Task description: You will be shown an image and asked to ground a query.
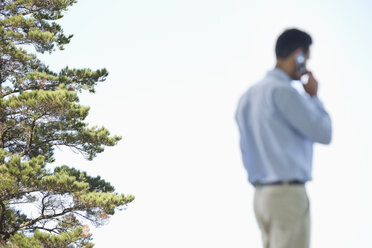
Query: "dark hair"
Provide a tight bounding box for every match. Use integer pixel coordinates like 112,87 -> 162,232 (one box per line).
275,28 -> 312,59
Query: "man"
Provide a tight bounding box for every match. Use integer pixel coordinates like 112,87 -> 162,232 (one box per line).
235,28 -> 332,248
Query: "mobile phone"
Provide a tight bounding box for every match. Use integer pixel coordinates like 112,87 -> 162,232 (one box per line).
295,52 -> 307,74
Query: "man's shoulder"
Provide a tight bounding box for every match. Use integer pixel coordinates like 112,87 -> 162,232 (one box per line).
240,71 -> 294,99
248,76 -> 292,95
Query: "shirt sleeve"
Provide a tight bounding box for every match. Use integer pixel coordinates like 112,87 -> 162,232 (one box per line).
272,86 -> 332,144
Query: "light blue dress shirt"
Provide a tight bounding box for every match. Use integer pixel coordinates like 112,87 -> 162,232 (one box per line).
235,68 -> 332,186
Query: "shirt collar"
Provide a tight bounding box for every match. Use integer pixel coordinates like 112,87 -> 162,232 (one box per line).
266,68 -> 292,83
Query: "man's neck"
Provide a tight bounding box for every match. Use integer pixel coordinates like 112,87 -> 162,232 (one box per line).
275,62 -> 293,79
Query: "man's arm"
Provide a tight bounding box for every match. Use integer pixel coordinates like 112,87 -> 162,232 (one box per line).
272,74 -> 332,144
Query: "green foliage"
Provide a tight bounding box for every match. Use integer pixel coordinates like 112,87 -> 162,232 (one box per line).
0,0 -> 134,246
5,226 -> 94,248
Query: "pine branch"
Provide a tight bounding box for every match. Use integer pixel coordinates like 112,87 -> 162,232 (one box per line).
8,206 -> 81,236
0,200 -> 6,235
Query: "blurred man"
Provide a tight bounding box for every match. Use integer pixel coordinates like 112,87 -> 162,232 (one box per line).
235,28 -> 332,248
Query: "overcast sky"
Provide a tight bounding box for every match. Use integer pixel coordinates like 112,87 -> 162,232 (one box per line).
39,0 -> 372,247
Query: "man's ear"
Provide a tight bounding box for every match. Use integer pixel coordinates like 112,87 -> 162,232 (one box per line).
291,48 -> 303,59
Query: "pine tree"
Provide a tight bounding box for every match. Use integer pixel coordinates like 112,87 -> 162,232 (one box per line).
0,1 -> 134,246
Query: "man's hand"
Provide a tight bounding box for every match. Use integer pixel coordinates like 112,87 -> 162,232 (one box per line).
303,71 -> 318,97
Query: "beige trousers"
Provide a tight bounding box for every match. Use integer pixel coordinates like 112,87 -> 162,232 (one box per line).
254,184 -> 310,248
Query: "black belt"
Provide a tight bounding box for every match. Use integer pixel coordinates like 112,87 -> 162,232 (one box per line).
254,180 -> 305,187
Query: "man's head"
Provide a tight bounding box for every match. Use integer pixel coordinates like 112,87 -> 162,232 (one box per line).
275,28 -> 312,80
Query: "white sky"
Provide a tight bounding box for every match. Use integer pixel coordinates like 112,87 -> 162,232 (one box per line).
37,0 -> 372,247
